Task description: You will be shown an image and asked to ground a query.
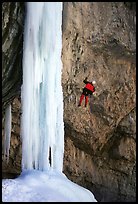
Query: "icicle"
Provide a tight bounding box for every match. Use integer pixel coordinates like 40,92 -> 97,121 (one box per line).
3,103 -> 12,163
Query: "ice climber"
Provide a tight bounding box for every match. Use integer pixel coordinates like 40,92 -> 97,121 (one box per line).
78,77 -> 96,107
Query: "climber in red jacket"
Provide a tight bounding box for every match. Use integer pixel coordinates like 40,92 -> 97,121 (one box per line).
78,77 -> 96,107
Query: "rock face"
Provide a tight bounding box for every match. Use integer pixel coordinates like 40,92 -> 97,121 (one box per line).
2,2 -> 136,202
62,3 -> 136,202
2,2 -> 24,110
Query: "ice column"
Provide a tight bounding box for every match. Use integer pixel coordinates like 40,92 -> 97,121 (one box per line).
3,103 -> 12,162
21,2 -> 64,172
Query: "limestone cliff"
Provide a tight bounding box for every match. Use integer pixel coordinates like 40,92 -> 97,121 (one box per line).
2,2 -> 24,110
2,2 -> 136,202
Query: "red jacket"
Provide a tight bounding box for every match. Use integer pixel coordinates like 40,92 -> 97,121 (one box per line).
85,83 -> 95,92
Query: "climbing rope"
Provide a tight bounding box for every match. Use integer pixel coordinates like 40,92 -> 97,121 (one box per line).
81,2 -> 85,45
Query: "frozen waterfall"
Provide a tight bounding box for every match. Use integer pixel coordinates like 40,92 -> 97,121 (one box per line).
21,2 -> 64,172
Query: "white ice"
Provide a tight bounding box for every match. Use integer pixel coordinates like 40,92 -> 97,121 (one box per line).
3,103 -> 12,162
21,2 -> 64,172
2,170 -> 97,202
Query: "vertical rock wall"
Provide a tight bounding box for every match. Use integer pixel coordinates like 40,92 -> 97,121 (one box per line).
62,2 -> 136,202
2,2 -> 24,110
